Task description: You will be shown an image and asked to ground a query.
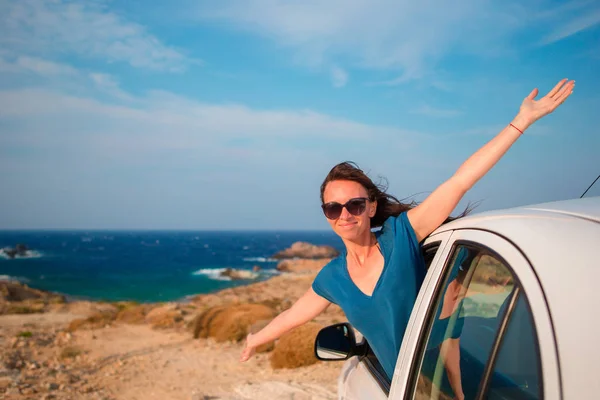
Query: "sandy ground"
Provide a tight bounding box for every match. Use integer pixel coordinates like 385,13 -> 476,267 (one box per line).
0,267 -> 347,400
81,324 -> 341,400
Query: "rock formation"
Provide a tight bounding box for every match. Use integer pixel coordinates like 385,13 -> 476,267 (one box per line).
272,242 -> 339,260
219,268 -> 259,280
1,244 -> 31,259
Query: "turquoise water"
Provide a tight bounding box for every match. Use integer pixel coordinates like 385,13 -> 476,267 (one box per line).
0,230 -> 343,303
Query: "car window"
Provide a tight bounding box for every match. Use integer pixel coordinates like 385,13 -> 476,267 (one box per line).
485,294 -> 542,399
412,244 -> 517,400
422,241 -> 441,270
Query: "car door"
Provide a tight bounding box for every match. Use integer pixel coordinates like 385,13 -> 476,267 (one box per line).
389,229 -> 560,400
336,231 -> 455,400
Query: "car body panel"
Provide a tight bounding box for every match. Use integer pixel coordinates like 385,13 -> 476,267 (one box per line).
323,197 -> 600,400
428,199 -> 600,399
391,228 -> 561,399
337,356 -> 388,400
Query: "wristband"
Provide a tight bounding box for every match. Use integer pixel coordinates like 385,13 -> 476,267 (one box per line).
510,123 -> 523,135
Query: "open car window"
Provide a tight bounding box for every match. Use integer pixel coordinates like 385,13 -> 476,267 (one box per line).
409,242 -> 542,400
422,241 -> 442,270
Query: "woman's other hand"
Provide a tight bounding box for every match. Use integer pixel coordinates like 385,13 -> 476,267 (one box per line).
240,333 -> 257,362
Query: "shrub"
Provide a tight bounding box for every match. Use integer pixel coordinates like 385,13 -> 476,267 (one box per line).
67,311 -> 117,332
192,303 -> 275,342
60,346 -> 82,359
115,304 -> 150,324
270,322 -> 322,369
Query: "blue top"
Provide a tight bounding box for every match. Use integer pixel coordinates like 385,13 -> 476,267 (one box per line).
312,212 -> 425,380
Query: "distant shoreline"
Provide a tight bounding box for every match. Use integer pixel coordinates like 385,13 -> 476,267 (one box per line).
0,269 -> 283,305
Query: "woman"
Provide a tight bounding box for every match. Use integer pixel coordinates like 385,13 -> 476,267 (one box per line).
239,79 -> 574,381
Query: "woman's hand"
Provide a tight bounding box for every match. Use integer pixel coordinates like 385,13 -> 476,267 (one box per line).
239,333 -> 257,362
513,78 -> 575,131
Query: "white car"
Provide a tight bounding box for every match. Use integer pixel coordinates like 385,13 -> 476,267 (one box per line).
314,196 -> 600,400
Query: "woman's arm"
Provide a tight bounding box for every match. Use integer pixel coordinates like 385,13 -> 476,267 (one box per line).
240,287 -> 331,362
441,338 -> 464,400
408,78 -> 575,242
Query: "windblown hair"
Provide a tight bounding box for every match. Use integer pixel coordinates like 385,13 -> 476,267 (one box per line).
320,161 -> 473,228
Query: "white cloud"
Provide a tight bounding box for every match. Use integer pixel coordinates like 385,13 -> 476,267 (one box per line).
539,8 -> 600,45
195,0 -> 524,84
0,53 -> 141,106
16,56 -> 79,76
89,73 -> 118,88
89,72 -> 133,101
0,55 -> 78,76
410,105 -> 462,118
330,66 -> 348,88
0,0 -> 195,72
0,86 -> 421,164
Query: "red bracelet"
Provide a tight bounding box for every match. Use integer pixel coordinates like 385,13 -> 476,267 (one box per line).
510,123 -> 523,134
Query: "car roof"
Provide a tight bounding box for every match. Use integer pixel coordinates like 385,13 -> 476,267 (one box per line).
431,196 -> 600,398
431,196 -> 600,255
433,195 -> 600,231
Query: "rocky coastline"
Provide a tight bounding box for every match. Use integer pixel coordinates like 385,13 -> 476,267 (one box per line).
0,242 -> 346,400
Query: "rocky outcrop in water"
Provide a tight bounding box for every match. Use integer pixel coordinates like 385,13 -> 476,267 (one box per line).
1,244 -> 30,259
272,242 -> 339,260
219,268 -> 259,280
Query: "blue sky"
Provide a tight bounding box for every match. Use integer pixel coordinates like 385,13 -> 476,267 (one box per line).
0,0 -> 599,230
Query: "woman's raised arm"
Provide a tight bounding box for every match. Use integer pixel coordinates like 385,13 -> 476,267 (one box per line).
408,78 -> 575,242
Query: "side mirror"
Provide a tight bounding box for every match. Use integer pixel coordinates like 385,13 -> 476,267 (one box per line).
314,322 -> 366,361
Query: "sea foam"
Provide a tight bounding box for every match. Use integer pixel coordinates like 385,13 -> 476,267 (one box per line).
0,249 -> 43,260
242,257 -> 278,263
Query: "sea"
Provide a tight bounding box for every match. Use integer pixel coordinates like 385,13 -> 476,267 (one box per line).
0,230 -> 344,303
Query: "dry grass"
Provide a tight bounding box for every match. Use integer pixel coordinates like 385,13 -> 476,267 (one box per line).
192,305 -> 228,339
116,304 -> 152,324
67,310 -> 117,332
60,346 -> 83,359
113,301 -> 140,311
270,322 -> 323,369
248,319 -> 275,353
192,303 -> 276,343
148,309 -> 184,329
1,300 -> 47,315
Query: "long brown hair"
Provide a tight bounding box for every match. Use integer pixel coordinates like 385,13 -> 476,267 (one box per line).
320,161 -> 473,228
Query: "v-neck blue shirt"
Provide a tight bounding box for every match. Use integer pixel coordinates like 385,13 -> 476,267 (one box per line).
312,212 -> 425,380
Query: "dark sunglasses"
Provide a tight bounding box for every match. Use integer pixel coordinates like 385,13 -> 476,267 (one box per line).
321,197 -> 368,220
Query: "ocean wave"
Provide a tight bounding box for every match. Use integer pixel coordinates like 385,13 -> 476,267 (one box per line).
0,249 -> 43,260
243,257 -> 278,263
192,268 -> 232,281
191,267 -> 279,281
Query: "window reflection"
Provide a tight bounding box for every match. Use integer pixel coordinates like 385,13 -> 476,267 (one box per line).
414,246 -> 515,400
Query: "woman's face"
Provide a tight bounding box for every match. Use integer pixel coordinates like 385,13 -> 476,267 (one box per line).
322,180 -> 376,241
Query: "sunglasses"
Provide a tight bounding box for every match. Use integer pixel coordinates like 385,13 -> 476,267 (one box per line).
321,197 -> 369,220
